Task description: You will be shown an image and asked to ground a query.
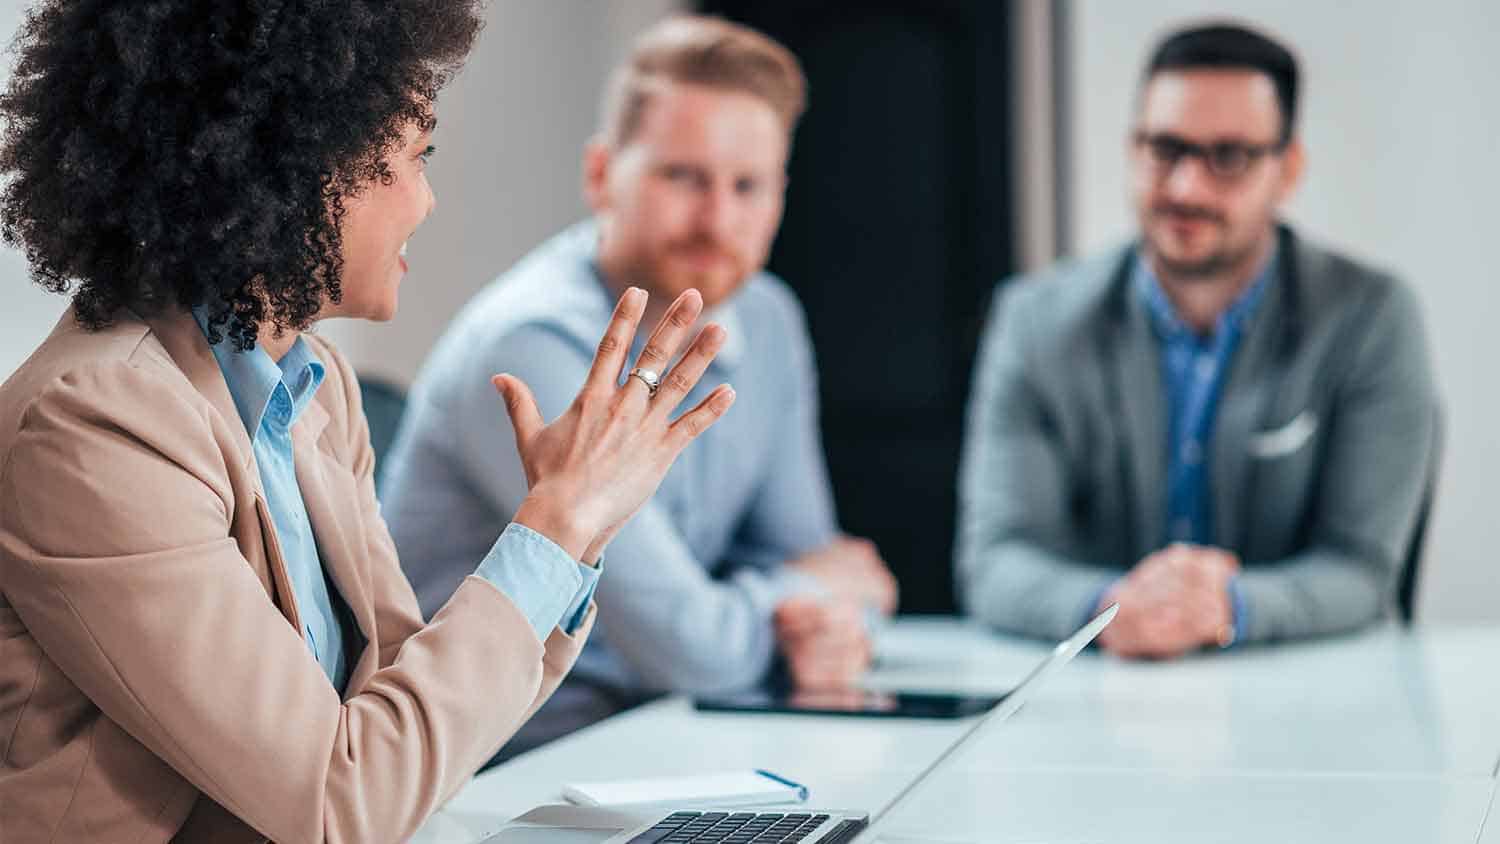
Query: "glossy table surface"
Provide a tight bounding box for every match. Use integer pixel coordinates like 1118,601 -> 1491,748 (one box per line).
413,619 -> 1500,843
1479,783 -> 1500,843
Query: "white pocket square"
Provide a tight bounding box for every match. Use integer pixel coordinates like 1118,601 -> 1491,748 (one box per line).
1248,411 -> 1318,459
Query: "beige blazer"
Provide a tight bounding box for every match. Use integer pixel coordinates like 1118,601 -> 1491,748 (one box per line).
0,308 -> 593,843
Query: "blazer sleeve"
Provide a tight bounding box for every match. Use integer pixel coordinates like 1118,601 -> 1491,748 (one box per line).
955,286 -> 1124,641
321,336 -> 590,724
0,358 -> 583,844
1234,280 -> 1439,641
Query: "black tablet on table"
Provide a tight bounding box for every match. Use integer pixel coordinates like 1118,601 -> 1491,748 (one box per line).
693,688 -> 1005,719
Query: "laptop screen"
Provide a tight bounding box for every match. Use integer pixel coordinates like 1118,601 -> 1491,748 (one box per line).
862,604 -> 1119,832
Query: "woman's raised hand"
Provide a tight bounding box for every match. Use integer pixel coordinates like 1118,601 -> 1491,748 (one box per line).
495,287 -> 734,561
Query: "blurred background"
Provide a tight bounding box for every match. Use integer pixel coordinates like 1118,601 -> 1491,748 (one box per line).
2,1 -> 1495,621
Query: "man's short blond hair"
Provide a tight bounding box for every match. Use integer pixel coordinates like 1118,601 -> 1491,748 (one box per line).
600,15 -> 807,148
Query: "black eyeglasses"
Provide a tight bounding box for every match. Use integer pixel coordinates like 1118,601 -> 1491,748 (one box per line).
1133,131 -> 1287,181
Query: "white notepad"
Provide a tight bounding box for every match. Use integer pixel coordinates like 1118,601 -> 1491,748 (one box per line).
562,769 -> 809,811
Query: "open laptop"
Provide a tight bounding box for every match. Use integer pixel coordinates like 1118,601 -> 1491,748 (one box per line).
482,603 -> 1118,844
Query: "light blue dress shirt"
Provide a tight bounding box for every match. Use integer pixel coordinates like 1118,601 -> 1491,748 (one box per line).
1134,251 -> 1276,643
476,524 -> 600,638
195,312 -> 351,690
194,312 -> 598,694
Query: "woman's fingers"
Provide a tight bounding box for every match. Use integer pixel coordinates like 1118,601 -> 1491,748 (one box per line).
668,384 -> 736,447
584,287 -> 648,393
492,374 -> 543,445
507,287 -> 735,554
648,322 -> 726,419
624,289 -> 704,401
492,374 -> 544,486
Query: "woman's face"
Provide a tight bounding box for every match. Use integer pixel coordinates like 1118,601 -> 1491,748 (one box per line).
327,121 -> 436,322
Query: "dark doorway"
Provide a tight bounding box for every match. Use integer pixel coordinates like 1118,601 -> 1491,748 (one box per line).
700,2 -> 1016,613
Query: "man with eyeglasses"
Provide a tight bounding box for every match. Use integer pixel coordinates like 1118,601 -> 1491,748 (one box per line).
955,23 -> 1438,657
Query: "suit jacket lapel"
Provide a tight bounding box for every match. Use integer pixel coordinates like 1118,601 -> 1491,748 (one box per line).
1105,255 -> 1167,558
140,309 -> 301,621
291,402 -> 377,695
1212,229 -> 1300,554
143,309 -> 376,680
140,309 -> 255,472
253,494 -> 303,631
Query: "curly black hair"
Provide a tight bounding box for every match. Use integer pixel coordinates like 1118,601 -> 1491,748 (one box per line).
0,0 -> 483,349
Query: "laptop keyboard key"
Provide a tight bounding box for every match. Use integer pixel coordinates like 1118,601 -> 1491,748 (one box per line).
637,810 -> 852,843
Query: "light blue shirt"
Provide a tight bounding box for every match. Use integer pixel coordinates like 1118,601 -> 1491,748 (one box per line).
1137,254 -> 1272,547
476,524 -> 600,638
195,312 -> 598,694
382,221 -> 835,747
195,311 -> 351,690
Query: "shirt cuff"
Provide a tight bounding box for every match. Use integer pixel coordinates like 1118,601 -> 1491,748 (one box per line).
1224,575 -> 1249,647
474,523 -> 591,641
561,557 -> 602,634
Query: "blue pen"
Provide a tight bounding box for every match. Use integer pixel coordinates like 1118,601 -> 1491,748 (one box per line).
755,768 -> 810,802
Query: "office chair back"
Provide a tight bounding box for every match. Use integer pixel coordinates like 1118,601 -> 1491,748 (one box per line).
357,374 -> 408,490
1396,408 -> 1444,623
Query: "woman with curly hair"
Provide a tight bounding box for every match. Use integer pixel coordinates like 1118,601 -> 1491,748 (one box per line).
0,2 -> 735,841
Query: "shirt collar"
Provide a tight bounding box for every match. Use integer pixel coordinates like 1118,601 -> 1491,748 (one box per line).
1135,244 -> 1277,343
192,307 -> 326,438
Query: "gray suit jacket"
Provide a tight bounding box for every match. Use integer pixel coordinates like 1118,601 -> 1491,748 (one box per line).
955,226 -> 1439,643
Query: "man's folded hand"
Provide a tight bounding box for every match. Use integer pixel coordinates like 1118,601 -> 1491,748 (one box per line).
774,596 -> 872,690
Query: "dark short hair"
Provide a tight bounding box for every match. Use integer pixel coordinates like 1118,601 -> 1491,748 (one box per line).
1,0 -> 484,350
1144,22 -> 1299,144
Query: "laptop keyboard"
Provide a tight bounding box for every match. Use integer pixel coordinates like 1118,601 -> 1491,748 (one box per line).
626,810 -> 864,843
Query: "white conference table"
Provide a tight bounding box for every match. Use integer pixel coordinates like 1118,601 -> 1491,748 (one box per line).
413,619 -> 1500,843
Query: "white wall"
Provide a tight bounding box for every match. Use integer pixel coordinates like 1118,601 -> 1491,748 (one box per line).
0,1 -> 71,380
318,0 -> 684,382
0,0 -> 682,384
1069,0 -> 1500,623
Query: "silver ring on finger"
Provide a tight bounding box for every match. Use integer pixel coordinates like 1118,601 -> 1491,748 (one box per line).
628,367 -> 661,397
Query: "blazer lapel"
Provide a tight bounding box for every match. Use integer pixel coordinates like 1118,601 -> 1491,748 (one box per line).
141,309 -> 302,623
253,494 -> 304,631
1105,257 -> 1167,558
140,309 -> 255,472
1211,230 -> 1301,554
291,402 -> 377,695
